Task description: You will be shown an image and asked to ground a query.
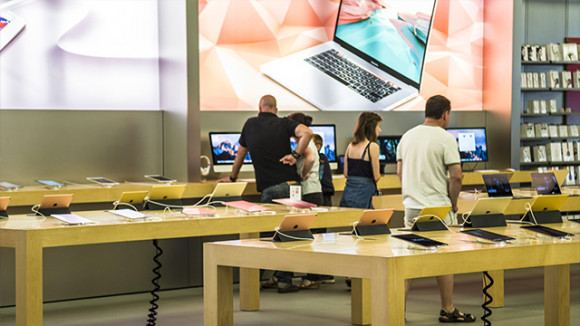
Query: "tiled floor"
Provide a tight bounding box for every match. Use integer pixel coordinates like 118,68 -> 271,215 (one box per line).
0,266 -> 578,325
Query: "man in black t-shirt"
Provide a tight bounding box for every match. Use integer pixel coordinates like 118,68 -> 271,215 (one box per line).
218,95 -> 313,203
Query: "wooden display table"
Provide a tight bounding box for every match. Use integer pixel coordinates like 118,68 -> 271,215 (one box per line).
0,205 -> 363,326
204,222 -> 580,326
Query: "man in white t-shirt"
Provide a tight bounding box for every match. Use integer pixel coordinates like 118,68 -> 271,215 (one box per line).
396,95 -> 475,323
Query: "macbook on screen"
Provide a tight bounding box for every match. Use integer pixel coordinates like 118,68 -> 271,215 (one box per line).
261,0 -> 437,111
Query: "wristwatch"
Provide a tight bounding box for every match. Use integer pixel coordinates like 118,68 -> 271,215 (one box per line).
291,150 -> 301,159
229,175 -> 237,182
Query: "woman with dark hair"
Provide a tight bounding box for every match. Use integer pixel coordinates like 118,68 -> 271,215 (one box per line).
340,111 -> 382,209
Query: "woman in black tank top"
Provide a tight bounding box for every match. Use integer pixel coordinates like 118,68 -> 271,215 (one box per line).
340,112 -> 383,209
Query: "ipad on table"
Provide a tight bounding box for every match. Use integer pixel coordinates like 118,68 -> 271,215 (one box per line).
224,200 -> 270,212
460,229 -> 514,242
392,234 -> 447,247
272,198 -> 317,208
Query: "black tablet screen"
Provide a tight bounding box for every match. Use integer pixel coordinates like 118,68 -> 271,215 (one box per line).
392,234 -> 447,247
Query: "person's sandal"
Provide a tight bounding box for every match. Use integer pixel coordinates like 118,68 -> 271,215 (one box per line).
261,277 -> 278,289
299,279 -> 320,290
439,308 -> 476,323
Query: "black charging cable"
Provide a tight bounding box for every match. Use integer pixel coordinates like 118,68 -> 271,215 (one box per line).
146,239 -> 163,326
481,271 -> 494,326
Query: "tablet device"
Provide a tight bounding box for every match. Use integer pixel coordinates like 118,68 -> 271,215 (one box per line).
87,177 -> 119,186
417,206 -> 451,221
357,208 -> 394,227
272,198 -> 317,208
51,214 -> 93,225
470,197 -> 512,216
39,194 -> 74,210
144,175 -> 177,183
148,185 -> 186,200
118,191 -> 148,205
108,209 -> 148,219
521,225 -> 574,238
182,207 -> 216,217
482,174 -> 513,197
530,194 -> 569,212
277,214 -> 317,233
0,196 -> 11,211
224,200 -> 270,212
36,180 -> 64,188
211,182 -> 247,198
531,172 -> 562,195
460,229 -> 515,242
0,181 -> 21,190
392,234 -> 447,247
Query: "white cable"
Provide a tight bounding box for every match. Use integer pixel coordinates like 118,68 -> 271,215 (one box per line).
112,201 -> 139,212
413,214 -> 458,233
273,226 -> 314,241
144,198 -> 187,209
31,204 -> 46,217
521,202 -> 537,224
460,211 -> 472,225
351,221 -> 365,239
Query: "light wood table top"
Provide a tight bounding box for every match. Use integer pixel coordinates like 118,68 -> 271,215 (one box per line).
0,205 -> 364,326
2,170 -> 550,207
204,222 -> 580,326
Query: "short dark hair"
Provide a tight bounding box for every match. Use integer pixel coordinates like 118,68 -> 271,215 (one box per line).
425,95 -> 451,119
352,111 -> 382,144
287,112 -> 313,126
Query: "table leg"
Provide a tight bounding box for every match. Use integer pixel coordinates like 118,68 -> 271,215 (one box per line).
545,264 -> 570,326
15,235 -> 43,326
484,270 -> 504,308
371,261 -> 405,326
351,278 -> 371,325
204,246 -> 233,326
239,233 -> 260,311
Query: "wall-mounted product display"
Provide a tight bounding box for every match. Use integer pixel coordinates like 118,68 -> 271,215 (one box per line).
199,0 -> 486,111
0,0 -> 161,110
518,37 -> 580,184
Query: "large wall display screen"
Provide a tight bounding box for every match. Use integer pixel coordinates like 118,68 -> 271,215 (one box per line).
0,0 -> 160,110
199,0 -> 485,111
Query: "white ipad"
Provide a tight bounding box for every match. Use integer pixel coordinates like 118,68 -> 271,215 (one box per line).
144,175 -> 176,183
0,12 -> 25,51
87,177 -> 119,186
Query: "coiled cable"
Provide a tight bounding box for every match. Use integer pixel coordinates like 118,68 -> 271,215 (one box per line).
146,239 -> 163,326
481,271 -> 494,326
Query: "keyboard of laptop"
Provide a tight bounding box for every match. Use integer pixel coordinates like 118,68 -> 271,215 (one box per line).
305,49 -> 400,103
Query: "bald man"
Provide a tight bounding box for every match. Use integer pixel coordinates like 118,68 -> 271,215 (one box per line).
219,94 -> 313,203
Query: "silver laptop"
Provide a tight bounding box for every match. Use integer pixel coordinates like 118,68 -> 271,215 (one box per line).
261,0 -> 437,111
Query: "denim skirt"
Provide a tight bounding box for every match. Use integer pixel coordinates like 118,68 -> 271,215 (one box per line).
339,175 -> 376,209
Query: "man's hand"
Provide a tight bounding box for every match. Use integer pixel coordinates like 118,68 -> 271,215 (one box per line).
217,177 -> 232,183
280,154 -> 297,165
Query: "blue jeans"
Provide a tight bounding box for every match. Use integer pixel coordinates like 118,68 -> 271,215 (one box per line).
261,182 -> 291,203
339,175 -> 376,209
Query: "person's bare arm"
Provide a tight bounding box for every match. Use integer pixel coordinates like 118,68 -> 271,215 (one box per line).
396,160 -> 403,183
280,124 -> 313,165
447,163 -> 463,212
217,146 -> 248,183
343,144 -> 350,178
369,142 -> 381,183
300,146 -> 315,180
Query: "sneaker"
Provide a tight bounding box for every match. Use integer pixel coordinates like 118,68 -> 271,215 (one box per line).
320,278 -> 335,284
261,277 -> 278,289
277,282 -> 300,293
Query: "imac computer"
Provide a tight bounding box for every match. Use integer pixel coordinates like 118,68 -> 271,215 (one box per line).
377,136 -> 401,164
290,124 -> 338,169
446,128 -> 488,162
209,132 -> 253,173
